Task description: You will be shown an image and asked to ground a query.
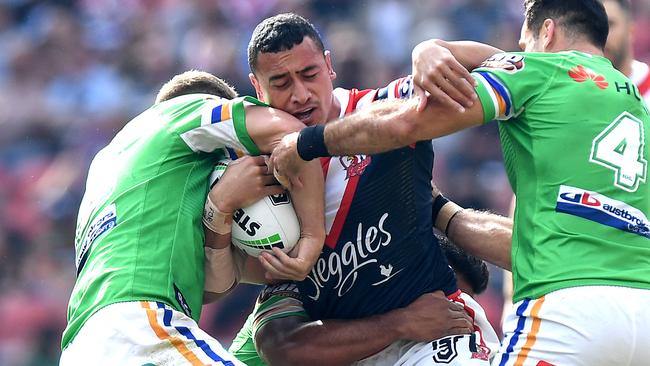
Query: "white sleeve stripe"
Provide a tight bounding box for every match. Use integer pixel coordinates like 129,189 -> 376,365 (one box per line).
179,121 -> 248,153
200,100 -> 221,126
475,73 -> 500,120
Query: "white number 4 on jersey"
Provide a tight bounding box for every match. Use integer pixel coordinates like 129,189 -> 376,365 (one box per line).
590,112 -> 647,192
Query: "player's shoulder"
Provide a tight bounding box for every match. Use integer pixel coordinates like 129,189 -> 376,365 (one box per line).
334,76 -> 413,115
475,52 -> 575,75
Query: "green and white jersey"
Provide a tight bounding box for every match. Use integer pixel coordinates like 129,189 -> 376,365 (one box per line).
62,94 -> 266,350
473,51 -> 650,302
229,283 -> 308,366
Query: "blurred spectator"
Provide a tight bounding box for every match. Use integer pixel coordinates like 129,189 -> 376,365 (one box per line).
0,0 -> 646,364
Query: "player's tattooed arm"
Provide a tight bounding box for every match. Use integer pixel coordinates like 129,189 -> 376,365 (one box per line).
412,39 -> 503,112
256,292 -> 472,366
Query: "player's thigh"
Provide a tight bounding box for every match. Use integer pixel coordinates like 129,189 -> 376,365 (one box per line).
61,301 -> 243,366
494,287 -> 637,366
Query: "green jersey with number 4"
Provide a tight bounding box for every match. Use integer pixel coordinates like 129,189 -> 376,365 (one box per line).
62,94 -> 265,350
473,51 -> 649,302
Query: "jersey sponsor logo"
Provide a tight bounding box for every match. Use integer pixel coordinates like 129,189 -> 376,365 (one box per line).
304,213 -> 402,300
556,185 -> 649,239
479,53 -> 525,74
614,81 -> 644,102
76,204 -> 117,273
339,155 -> 371,179
568,65 -> 609,89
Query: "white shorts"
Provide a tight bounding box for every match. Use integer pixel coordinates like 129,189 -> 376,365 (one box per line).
60,301 -> 244,366
493,286 -> 650,366
354,291 -> 499,366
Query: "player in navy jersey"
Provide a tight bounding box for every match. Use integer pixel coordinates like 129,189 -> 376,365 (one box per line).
206,13 -> 512,365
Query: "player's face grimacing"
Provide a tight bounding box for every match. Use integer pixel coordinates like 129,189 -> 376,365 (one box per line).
250,36 -> 337,126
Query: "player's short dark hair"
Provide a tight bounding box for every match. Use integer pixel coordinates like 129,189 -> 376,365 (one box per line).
248,13 -> 325,74
437,234 -> 489,295
155,70 -> 237,103
524,0 -> 609,49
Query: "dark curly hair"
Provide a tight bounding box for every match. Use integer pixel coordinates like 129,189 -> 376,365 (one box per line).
437,234 -> 490,295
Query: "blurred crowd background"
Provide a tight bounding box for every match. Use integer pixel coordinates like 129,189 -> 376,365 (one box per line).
0,0 -> 648,364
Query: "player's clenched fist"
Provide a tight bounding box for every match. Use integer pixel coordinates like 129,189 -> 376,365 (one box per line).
411,39 -> 477,113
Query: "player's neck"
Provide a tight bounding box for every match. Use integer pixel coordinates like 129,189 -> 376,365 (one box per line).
559,43 -> 603,58
620,55 -> 634,77
326,93 -> 341,123
548,36 -> 603,58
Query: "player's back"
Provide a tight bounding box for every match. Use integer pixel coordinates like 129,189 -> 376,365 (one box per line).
63,94 -> 251,349
478,51 -> 649,301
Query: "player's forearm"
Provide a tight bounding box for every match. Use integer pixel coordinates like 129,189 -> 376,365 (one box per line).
424,39 -> 502,71
446,209 -> 512,271
321,97 -> 483,157
203,230 -> 246,302
259,313 -> 404,366
288,159 -> 326,277
322,99 -> 421,156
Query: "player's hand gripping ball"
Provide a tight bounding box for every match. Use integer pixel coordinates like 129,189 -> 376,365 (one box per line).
209,159 -> 300,257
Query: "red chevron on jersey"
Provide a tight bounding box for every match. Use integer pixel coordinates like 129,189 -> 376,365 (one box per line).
322,156 -> 362,248
323,78 -> 414,248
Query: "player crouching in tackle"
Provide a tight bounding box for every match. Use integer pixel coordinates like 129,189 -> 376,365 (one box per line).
60,70 -> 326,366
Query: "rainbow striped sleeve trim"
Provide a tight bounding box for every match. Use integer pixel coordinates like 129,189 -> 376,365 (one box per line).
473,71 -> 515,122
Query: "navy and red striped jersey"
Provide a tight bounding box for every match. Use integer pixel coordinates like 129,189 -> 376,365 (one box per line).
297,77 -> 457,320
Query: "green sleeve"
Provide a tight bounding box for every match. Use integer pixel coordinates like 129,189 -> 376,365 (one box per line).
231,96 -> 270,156
472,52 -> 556,122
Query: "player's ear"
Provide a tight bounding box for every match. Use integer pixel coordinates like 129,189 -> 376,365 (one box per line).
324,50 -> 337,81
249,73 -> 265,101
541,18 -> 556,51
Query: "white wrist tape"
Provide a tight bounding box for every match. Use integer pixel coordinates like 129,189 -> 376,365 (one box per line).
203,196 -> 232,235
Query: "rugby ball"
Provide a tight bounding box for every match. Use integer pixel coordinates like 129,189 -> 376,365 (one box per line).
209,159 -> 300,257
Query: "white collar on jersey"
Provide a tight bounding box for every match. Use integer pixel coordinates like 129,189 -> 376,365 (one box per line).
333,88 -> 350,119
